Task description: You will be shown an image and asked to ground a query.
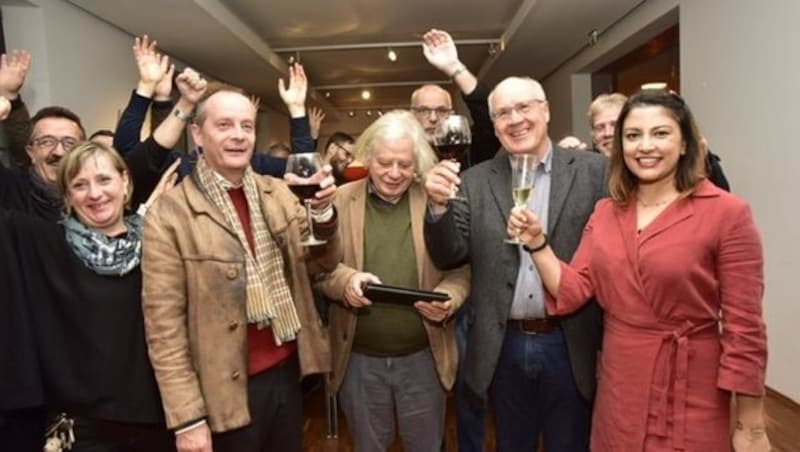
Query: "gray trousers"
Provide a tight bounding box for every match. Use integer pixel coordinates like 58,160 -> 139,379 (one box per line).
339,348 -> 446,452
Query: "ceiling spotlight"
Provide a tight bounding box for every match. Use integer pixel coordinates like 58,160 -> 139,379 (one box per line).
366,110 -> 373,117
324,91 -> 331,98
288,55 -> 295,64
377,110 -> 383,117
348,111 -> 355,118
361,89 -> 371,100
387,48 -> 398,62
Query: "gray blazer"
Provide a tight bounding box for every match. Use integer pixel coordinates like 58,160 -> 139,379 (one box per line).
424,146 -> 607,402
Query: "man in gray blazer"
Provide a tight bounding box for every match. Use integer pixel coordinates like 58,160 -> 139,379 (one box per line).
424,76 -> 606,451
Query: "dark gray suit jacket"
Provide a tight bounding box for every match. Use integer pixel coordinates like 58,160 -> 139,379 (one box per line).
425,145 -> 607,402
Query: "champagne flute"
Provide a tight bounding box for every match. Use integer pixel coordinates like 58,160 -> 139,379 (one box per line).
433,114 -> 471,201
504,154 -> 539,245
285,152 -> 327,246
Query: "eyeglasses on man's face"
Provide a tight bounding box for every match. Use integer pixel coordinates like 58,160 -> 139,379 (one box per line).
491,99 -> 545,123
29,135 -> 80,152
411,106 -> 453,119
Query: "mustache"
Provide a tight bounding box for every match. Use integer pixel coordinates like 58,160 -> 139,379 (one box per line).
44,154 -> 63,165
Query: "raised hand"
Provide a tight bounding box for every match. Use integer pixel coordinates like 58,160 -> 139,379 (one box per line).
278,63 -> 308,117
250,95 -> 261,110
153,62 -> 175,101
175,68 -> 208,105
422,29 -> 461,75
134,35 -> 169,97
142,158 -> 181,212
0,96 -> 11,121
423,160 -> 461,210
308,106 -> 325,140
0,50 -> 32,100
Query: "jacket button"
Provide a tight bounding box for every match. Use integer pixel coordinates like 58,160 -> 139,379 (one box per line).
228,321 -> 238,331
231,370 -> 240,380
226,268 -> 238,279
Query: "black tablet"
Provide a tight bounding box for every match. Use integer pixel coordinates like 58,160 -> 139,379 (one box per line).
362,283 -> 450,305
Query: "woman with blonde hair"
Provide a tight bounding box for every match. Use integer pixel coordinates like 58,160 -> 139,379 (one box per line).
1,141 -> 178,451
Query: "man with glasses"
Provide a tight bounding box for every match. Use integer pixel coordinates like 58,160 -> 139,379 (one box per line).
414,29 -> 501,168
424,76 -> 607,451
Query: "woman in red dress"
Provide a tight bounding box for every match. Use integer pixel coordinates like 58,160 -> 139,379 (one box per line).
508,90 -> 770,451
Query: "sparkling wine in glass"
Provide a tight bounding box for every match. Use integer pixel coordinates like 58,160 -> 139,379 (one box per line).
285,152 -> 327,246
433,115 -> 472,201
505,154 -> 539,245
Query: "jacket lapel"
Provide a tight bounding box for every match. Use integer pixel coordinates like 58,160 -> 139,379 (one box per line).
348,180 -> 368,272
409,183 -> 426,286
487,151 -> 513,224
547,147 -> 577,235
184,174 -> 236,236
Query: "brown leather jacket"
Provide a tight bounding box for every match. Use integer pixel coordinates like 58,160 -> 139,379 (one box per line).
141,173 -> 341,432
316,179 -> 470,393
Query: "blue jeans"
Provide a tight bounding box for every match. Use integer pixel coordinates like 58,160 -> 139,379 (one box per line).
454,308 -> 485,452
490,327 -> 590,452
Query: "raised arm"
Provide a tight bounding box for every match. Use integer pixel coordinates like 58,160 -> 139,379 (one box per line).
114,36 -> 172,154
279,63 -> 315,153
125,68 -> 207,207
422,29 -> 500,164
0,50 -> 33,167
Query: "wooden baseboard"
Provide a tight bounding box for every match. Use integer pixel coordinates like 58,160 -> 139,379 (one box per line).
767,386 -> 799,409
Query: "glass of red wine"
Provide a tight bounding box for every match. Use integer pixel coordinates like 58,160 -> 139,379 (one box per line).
285,152 -> 326,246
433,115 -> 471,201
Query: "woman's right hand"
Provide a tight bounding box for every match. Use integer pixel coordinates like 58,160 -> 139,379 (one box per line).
732,425 -> 771,452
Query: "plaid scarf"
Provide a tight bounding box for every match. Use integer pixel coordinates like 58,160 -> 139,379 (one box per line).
195,158 -> 301,344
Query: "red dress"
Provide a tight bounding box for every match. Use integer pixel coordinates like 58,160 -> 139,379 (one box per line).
549,180 -> 767,451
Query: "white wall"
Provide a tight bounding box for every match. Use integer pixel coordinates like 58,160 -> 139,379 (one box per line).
2,0 -> 294,149
3,0 -> 138,134
542,0 -> 800,402
680,0 -> 800,402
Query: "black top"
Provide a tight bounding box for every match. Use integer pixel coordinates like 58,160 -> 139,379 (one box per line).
0,212 -> 165,423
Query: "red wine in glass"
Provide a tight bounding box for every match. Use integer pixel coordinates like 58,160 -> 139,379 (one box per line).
285,152 -> 327,246
436,142 -> 469,161
289,183 -> 322,200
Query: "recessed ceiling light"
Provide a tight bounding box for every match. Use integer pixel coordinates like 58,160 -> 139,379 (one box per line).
324,91 -> 331,98
348,111 -> 355,117
361,89 -> 371,100
387,49 -> 397,62
366,110 -> 373,117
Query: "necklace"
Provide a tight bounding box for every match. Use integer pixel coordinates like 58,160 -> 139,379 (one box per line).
636,196 -> 673,208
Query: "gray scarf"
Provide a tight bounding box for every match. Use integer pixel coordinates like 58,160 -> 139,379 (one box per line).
62,215 -> 143,276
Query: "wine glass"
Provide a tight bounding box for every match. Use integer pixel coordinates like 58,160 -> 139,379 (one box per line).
285,152 -> 327,246
504,154 -> 539,245
433,114 -> 472,201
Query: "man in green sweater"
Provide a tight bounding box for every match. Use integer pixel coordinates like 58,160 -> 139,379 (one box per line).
316,110 -> 470,451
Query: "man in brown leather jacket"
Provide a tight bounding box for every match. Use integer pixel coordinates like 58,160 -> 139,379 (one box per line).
141,86 -> 341,452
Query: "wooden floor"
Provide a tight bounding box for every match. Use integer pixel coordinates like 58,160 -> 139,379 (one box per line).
302,384 -> 800,451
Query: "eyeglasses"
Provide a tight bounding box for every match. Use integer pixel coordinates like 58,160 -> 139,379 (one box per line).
29,135 -> 80,151
491,99 -> 545,122
592,120 -> 617,133
410,106 -> 453,118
